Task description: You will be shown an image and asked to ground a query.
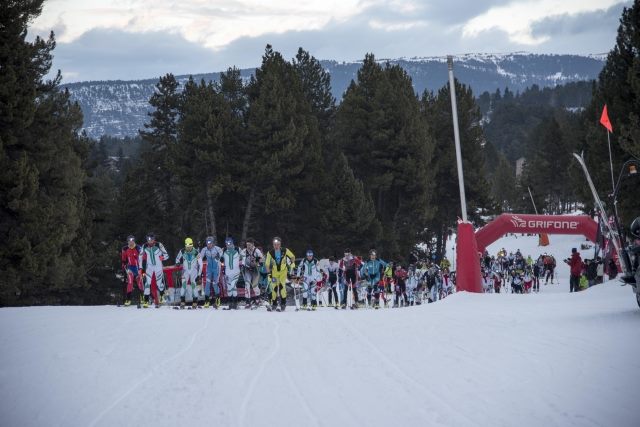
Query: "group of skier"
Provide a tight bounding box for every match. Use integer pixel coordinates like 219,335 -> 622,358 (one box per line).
119,234 -> 456,311
478,248 -> 558,294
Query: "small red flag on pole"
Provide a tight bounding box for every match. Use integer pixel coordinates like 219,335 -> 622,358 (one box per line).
600,104 -> 613,133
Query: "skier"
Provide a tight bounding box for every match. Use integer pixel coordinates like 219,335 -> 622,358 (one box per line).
199,236 -> 223,308
441,267 -> 453,297
394,265 -> 408,307
222,237 -> 243,309
532,258 -> 541,291
481,269 -> 492,293
339,249 -> 361,309
175,237 -> 203,309
324,256 -> 340,308
523,267 -> 533,293
360,249 -> 388,308
544,253 -> 556,284
241,237 -> 264,309
264,237 -> 296,311
492,270 -> 502,293
139,233 -> 169,308
383,262 -> 394,294
120,235 -> 143,307
405,264 -> 418,305
297,249 -> 322,310
510,270 -> 524,294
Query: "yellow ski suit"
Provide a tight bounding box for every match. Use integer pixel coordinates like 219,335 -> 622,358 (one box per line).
264,248 -> 296,303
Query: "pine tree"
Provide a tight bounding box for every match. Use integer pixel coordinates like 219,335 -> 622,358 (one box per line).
491,153 -> 518,212
336,54 -> 434,259
245,45 -> 322,248
581,1 -> 640,224
317,153 -> 382,255
175,77 -> 234,241
138,73 -> 181,251
521,116 -> 574,214
0,1 -> 91,304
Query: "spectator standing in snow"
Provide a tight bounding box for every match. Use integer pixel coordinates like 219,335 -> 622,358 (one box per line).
565,248 -> 582,293
608,258 -> 619,279
596,257 -> 604,284
585,259 -> 597,288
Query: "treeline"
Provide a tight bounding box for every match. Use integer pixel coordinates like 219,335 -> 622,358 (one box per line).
108,47 -> 490,269
2,0 -> 639,306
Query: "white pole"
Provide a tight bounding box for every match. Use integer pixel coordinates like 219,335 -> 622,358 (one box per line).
527,186 -> 539,215
606,130 -> 615,194
447,56 -> 468,222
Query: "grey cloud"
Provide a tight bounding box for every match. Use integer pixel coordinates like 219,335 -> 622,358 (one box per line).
47,1 -> 625,82
50,28 -> 220,82
531,1 -> 630,38
342,0 -> 515,28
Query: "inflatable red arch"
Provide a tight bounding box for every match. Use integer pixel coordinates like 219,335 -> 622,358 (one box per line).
456,214 -> 598,293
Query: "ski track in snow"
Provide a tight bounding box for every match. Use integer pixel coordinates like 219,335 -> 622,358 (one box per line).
339,315 -> 476,427
238,320 -> 281,427
281,359 -> 321,426
88,309 -> 214,427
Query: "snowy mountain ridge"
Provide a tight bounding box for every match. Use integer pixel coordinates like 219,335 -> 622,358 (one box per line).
63,53 -> 606,139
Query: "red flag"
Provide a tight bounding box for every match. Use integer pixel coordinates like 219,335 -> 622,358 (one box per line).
600,104 -> 613,133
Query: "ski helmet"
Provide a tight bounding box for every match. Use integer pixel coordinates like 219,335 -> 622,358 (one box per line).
205,236 -> 215,245
630,216 -> 640,238
185,237 -> 194,247
225,236 -> 234,247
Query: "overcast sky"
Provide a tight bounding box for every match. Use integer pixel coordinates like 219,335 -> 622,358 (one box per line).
30,0 -> 631,82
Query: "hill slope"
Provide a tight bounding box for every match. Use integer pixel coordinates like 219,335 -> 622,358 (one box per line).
63,53 -> 604,139
1,232 -> 638,426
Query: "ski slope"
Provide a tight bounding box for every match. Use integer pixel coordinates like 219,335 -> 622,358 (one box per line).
1,233 -> 639,427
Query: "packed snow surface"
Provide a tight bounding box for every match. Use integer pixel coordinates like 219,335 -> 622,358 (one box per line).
1,233 -> 639,427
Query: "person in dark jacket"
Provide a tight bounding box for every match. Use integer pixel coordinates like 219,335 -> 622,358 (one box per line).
608,258 -> 619,279
585,259 -> 598,287
565,248 -> 582,293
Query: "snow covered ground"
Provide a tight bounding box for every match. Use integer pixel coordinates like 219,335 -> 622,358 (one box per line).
1,233 -> 639,427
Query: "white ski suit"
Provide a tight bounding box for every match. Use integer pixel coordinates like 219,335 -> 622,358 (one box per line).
139,242 -> 169,298
176,247 -> 203,302
241,246 -> 263,301
222,247 -> 243,298
297,258 -> 322,304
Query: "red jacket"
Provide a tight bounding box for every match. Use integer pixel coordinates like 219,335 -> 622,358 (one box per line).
569,252 -> 582,277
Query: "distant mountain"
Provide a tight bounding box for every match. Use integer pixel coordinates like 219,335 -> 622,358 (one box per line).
63,53 -> 605,139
